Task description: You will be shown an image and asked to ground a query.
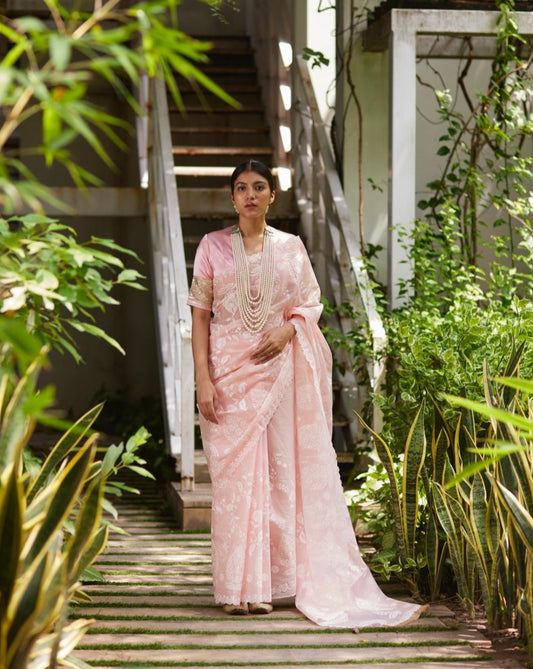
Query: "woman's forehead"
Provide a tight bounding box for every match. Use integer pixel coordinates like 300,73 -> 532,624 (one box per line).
234,171 -> 268,185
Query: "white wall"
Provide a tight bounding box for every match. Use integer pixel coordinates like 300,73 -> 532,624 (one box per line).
305,1 -> 337,123
341,24 -> 531,287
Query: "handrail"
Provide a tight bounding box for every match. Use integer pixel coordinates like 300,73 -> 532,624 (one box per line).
292,56 -> 387,433
139,75 -> 195,490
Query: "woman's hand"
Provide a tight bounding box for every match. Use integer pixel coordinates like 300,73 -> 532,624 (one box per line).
251,322 -> 296,365
196,377 -> 219,423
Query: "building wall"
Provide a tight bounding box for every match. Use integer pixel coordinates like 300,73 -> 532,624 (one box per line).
337,11 -> 532,286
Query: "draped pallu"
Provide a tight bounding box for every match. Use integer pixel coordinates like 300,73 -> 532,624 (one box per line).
188,226 -> 422,628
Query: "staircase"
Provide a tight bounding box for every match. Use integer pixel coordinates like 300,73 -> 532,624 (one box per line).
172,34 -> 298,288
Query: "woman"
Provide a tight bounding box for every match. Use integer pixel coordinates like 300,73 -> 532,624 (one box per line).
187,160 -> 427,628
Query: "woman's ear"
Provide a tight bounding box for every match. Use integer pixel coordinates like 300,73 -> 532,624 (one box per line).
270,191 -> 276,203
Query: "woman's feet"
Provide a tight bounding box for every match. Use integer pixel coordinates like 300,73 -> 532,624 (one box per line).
248,602 -> 273,614
222,602 -> 273,615
222,603 -> 249,615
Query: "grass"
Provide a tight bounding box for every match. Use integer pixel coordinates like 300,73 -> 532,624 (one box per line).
82,590 -> 211,597
79,602 -> 217,609
85,625 -> 455,635
78,640 -> 470,650
82,658 -> 489,667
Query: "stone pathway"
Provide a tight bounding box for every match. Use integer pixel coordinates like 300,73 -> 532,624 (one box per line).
71,477 -> 524,668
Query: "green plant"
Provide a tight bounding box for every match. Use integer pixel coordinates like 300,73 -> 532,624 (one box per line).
0,0 -> 238,213
355,403 -> 428,597
0,333 -> 154,668
441,356 -> 533,651
345,454 -> 405,578
0,214 -> 144,363
368,0 -> 533,454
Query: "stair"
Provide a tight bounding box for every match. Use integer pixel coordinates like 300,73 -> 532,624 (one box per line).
171,35 -> 273,191
171,35 -> 298,287
72,474 -> 518,669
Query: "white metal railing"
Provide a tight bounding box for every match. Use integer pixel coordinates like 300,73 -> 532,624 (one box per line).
139,75 -> 195,490
292,56 -> 387,436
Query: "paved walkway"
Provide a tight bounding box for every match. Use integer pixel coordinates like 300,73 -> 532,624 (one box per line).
72,476 -> 524,668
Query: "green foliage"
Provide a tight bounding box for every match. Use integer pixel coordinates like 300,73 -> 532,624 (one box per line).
302,47 -> 330,69
355,404 -> 428,596
414,1 -> 533,274
440,358 -> 533,652
0,333 -> 154,669
0,213 -> 145,363
367,0 -> 533,457
377,293 -> 533,455
329,7 -> 533,656
0,0 -> 239,213
346,455 -> 419,582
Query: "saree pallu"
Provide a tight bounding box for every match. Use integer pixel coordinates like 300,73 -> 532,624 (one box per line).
190,227 -> 422,628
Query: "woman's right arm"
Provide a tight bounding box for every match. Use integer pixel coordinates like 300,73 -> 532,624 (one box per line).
191,307 -> 218,423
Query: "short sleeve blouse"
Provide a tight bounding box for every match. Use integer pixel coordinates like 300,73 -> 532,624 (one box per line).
187,235 -> 213,312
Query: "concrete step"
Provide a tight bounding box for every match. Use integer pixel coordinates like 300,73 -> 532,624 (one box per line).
177,88 -> 263,108
171,126 -> 270,148
69,477 -> 524,669
168,107 -> 266,129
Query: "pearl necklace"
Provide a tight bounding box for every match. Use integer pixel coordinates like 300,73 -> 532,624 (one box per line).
231,225 -> 275,333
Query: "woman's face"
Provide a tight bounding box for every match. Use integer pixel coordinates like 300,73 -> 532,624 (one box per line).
231,170 -> 275,220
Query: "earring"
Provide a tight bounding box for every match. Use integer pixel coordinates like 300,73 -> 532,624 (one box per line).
233,205 -> 239,214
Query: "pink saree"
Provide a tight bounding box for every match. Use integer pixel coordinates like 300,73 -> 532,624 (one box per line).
187,226 -> 423,628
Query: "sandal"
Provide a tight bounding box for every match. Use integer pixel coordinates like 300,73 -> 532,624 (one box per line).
222,603 -> 249,615
249,602 -> 273,614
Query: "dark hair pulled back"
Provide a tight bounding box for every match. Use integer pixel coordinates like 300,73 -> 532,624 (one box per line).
230,160 -> 275,194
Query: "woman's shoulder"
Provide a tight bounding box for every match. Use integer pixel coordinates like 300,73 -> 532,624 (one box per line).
270,226 -> 304,248
199,225 -> 234,251
203,226 -> 234,242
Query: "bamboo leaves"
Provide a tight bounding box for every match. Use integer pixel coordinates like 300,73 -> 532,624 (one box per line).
0,0 -> 239,213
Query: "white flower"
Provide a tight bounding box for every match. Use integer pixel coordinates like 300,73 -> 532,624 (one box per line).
1,286 -> 26,312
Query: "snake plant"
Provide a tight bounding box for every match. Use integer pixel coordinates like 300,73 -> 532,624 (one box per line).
0,340 -> 153,668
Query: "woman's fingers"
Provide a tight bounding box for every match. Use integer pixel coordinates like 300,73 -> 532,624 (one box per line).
196,383 -> 219,423
251,326 -> 290,363
198,400 -> 218,423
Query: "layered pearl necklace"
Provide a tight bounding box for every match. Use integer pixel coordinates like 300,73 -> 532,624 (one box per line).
231,225 -> 275,333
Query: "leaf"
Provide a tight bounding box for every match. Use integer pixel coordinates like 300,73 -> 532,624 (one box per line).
7,550 -> 48,664
24,438 -> 96,567
127,465 -> 156,480
0,465 -> 22,612
354,410 -> 407,562
493,477 -> 533,554
13,16 -> 48,33
27,403 -> 103,503
66,478 -> 105,577
68,321 -> 126,355
402,401 -> 426,559
442,393 -> 533,435
49,34 -> 72,72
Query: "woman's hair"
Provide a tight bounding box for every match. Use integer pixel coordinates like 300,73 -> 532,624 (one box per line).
230,160 -> 275,194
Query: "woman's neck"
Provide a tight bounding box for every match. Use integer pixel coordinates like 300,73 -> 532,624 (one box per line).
238,218 -> 267,238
